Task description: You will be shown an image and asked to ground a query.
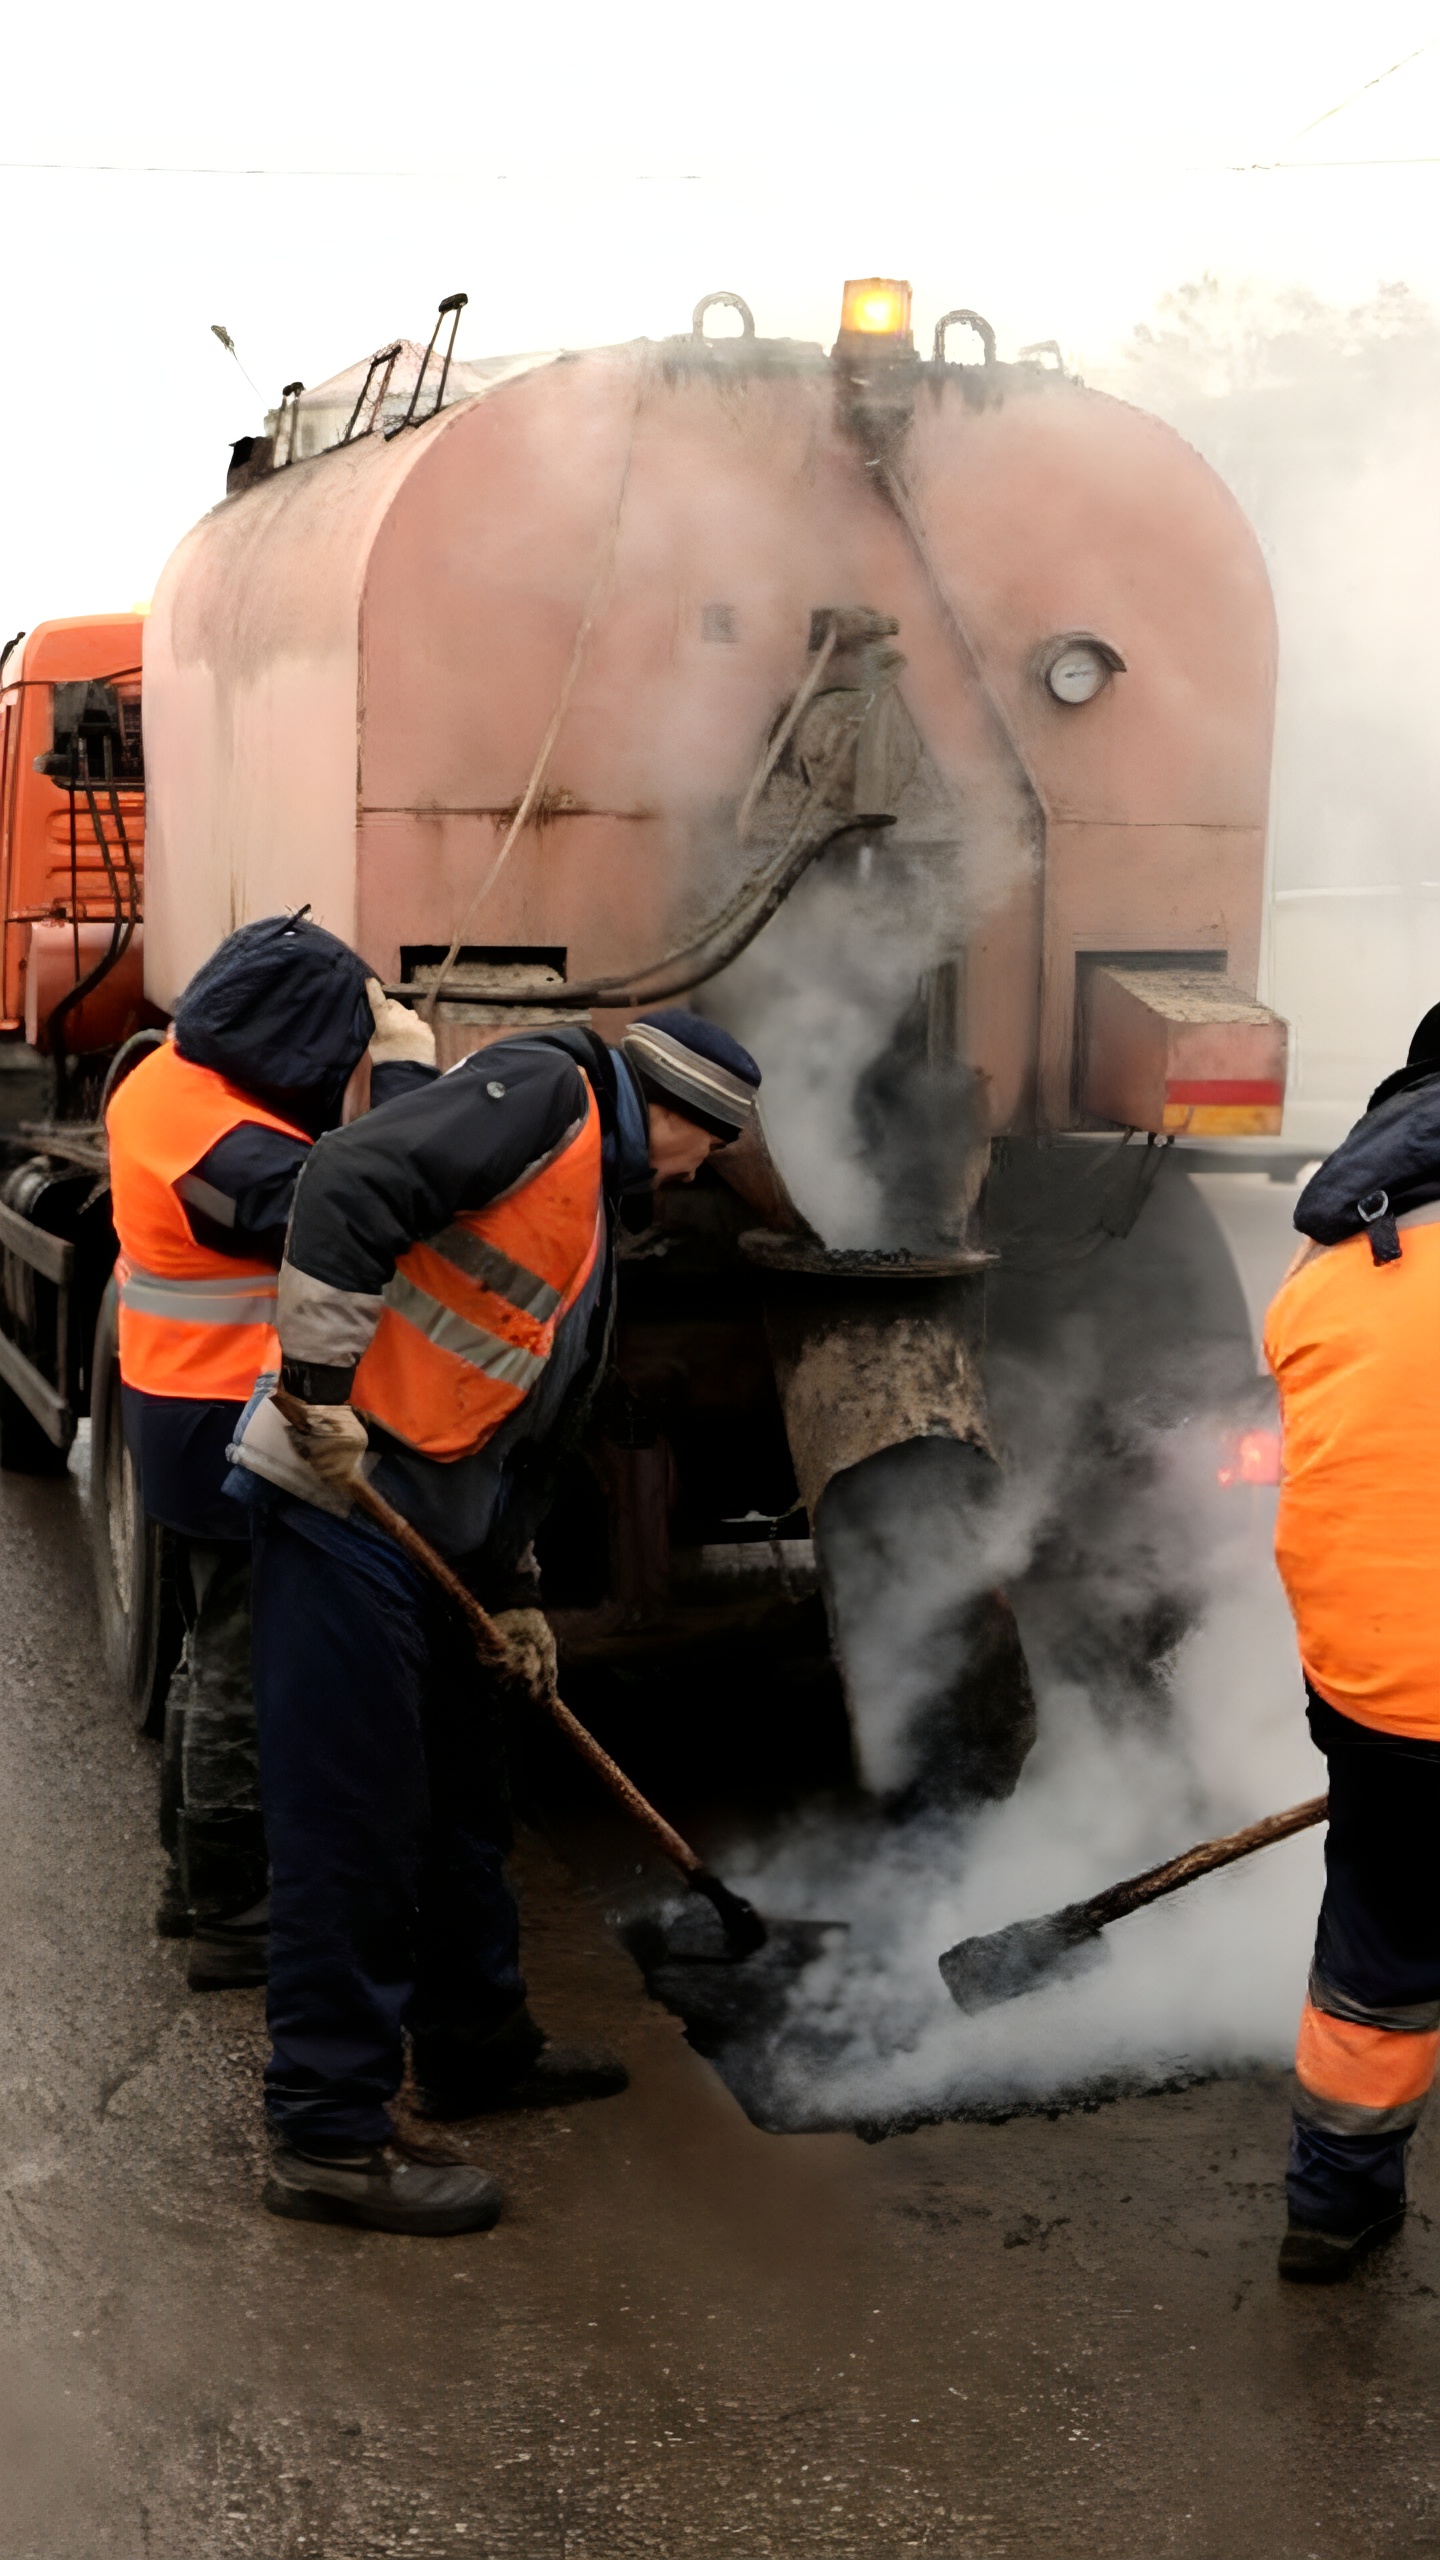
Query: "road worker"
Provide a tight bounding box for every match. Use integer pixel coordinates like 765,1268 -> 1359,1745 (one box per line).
228,1009 -> 762,2235
1264,1000 -> 1440,2282
106,914 -> 434,1988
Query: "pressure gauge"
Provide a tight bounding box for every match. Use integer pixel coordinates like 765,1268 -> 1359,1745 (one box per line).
1037,632 -> 1126,705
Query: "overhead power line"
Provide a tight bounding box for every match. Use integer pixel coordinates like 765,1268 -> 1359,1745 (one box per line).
0,159 -> 700,181
1232,154 -> 1440,169
1229,32 -> 1440,166
1291,35 -> 1440,139
4,144 -> 1435,185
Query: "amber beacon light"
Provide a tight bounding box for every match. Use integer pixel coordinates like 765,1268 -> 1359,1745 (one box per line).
838,278 -> 913,345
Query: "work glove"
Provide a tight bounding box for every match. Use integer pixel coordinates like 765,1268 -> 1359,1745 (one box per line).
282,1398 -> 370,1492
366,976 -> 437,1072
490,1606 -> 558,1705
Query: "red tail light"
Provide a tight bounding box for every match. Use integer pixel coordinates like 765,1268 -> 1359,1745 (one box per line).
1217,1427 -> 1281,1488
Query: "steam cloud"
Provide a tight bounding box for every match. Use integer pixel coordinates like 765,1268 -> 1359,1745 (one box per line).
709,1394 -> 1322,2132
708,735 -> 1031,1250
709,856 -> 921,1245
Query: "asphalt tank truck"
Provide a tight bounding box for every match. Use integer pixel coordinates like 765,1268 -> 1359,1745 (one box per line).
0,281 -> 1287,1802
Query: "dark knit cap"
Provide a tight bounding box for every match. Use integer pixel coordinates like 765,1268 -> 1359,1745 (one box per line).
174,912 -> 374,1136
621,1009 -> 761,1141
1367,1000 -> 1440,1113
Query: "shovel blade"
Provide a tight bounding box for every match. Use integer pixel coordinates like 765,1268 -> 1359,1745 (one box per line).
939,1907 -> 1105,2015
688,1866 -> 769,1959
627,1912 -> 848,2049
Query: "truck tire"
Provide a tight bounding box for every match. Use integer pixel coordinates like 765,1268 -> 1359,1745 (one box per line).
0,1376 -> 71,1476
88,1281 -> 181,1730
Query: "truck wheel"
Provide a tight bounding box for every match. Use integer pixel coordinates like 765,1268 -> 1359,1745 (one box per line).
0,1377 -> 71,1476
88,1281 -> 181,1730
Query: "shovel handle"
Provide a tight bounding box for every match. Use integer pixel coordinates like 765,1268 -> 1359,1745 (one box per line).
529,1677 -> 704,1882
348,1472 -> 510,1663
269,1396 -> 710,1886
1082,1793 -> 1329,1931
344,1475 -> 705,1879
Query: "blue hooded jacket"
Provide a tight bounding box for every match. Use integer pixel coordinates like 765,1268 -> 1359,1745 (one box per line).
123,915 -> 424,1540
174,912 -> 376,1138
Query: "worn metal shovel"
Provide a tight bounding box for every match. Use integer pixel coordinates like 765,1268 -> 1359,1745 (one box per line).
939,1793 -> 1328,2015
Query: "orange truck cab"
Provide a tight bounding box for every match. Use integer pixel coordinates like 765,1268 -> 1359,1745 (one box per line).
0,615 -> 153,1515
0,614 -> 149,1068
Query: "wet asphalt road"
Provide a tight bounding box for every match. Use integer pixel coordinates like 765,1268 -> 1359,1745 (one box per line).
2,1455 -> 1440,2559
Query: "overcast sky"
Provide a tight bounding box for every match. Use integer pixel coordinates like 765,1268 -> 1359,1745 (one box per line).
4,0 -> 1440,626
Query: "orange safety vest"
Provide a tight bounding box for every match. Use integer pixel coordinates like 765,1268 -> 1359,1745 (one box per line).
107,1040 -> 311,1402
1264,1217 -> 1440,1740
350,1079 -> 605,1461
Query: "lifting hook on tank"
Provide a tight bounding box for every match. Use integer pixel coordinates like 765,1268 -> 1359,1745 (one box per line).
276,382 -> 305,467
692,291 -> 756,344
395,292 -> 469,434
932,309 -> 996,367
342,344 -> 403,445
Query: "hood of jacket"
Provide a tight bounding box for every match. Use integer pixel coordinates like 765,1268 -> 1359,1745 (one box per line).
173,914 -> 374,1136
1295,1069 -> 1440,1244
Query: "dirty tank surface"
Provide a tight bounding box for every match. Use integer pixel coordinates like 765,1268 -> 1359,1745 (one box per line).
2,1459 -> 1439,2558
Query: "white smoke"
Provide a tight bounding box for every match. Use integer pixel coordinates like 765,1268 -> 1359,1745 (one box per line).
713,1401 -> 1321,2131
707,731 -> 1032,1249
709,855 -> 919,1245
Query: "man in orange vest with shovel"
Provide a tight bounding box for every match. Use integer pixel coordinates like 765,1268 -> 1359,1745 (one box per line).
1265,1003 -> 1440,2282
228,1010 -> 762,2235
107,914 -> 435,1986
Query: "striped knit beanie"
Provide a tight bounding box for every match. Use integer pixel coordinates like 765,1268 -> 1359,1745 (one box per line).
621,1010 -> 761,1142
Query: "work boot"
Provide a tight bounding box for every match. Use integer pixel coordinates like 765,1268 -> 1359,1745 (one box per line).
263,2130 -> 503,2235
412,2003 -> 629,2120
187,1898 -> 270,1993
1278,2206 -> 1405,2284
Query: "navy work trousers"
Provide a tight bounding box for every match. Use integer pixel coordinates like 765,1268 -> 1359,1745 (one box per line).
1289,1689 -> 1440,2233
250,1497 -> 524,2146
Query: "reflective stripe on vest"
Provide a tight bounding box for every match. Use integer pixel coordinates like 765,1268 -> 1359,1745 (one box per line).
350,1085 -> 604,1460
106,1041 -> 310,1402
118,1266 -> 281,1327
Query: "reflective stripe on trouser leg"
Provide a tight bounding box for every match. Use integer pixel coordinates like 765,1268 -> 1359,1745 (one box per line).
1289,1720 -> 1440,2226
1294,1985 -> 1440,2139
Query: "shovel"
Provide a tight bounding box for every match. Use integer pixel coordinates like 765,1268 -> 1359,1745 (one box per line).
272,1390 -> 772,1960
354,1478 -> 771,1957
938,1792 -> 1328,2015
